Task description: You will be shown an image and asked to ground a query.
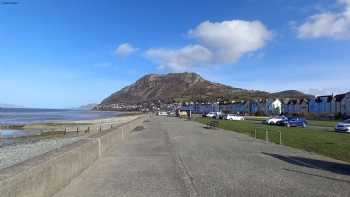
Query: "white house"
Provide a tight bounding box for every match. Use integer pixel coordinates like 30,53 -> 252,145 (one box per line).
267,99 -> 282,115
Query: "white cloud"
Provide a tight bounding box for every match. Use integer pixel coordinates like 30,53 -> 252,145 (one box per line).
297,0 -> 350,39
146,20 -> 272,71
189,20 -> 272,64
115,43 -> 138,57
146,45 -> 212,71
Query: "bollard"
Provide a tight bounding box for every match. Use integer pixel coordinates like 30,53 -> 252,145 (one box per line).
265,129 -> 269,142
254,128 -> 257,139
122,127 -> 125,140
111,124 -> 113,129
279,130 -> 282,145
76,127 -> 79,133
99,126 -> 102,133
64,128 -> 67,135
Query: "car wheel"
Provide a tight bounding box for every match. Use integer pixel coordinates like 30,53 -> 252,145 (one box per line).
287,123 -> 290,127
302,123 -> 306,128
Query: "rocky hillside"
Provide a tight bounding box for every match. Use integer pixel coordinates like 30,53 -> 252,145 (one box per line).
270,90 -> 314,99
99,72 -> 311,107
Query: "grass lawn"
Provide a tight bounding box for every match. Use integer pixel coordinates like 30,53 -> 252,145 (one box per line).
308,120 -> 338,128
195,117 -> 350,163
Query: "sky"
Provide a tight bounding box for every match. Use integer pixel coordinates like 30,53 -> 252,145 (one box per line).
0,0 -> 350,108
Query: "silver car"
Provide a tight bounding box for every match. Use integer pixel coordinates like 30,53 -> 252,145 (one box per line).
335,119 -> 350,132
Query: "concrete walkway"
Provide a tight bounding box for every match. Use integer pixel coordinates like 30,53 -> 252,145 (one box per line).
55,116 -> 350,197
54,117 -> 186,197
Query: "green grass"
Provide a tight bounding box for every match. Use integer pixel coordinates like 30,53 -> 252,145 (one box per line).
195,117 -> 350,163
308,120 -> 338,128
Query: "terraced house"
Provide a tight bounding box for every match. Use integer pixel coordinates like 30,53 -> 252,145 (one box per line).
180,92 -> 350,118
282,99 -> 309,115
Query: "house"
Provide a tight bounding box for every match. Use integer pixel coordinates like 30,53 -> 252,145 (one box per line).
333,93 -> 346,114
267,99 -> 282,115
341,92 -> 350,115
281,98 -> 291,114
249,100 -> 258,114
195,102 -> 219,114
219,102 -> 233,113
296,99 -> 309,114
308,97 -> 319,113
309,95 -> 333,114
256,98 -> 269,115
287,100 -> 298,114
232,101 -> 248,114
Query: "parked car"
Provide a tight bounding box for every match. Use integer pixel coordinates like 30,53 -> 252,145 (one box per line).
158,111 -> 168,116
335,119 -> 350,133
263,116 -> 288,125
225,114 -> 245,121
168,111 -> 176,117
276,117 -> 307,127
206,112 -> 217,118
206,112 -> 224,119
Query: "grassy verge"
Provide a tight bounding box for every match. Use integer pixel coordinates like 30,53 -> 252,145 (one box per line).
307,120 -> 338,128
195,117 -> 350,163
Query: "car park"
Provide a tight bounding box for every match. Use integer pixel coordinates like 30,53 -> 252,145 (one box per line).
276,117 -> 307,127
335,119 -> 350,133
225,114 -> 245,121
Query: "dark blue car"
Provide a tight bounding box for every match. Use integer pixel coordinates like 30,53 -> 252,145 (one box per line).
276,117 -> 307,128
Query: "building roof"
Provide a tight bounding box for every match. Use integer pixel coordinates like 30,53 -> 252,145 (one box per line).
315,95 -> 333,103
288,100 -> 298,105
335,94 -> 346,102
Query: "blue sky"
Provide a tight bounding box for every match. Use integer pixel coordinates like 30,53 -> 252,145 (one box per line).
0,0 -> 349,108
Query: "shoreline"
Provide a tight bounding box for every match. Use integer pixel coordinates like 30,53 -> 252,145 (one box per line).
0,113 -> 143,170
0,112 -> 143,134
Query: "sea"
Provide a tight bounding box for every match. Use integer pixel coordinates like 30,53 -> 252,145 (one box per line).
0,108 -> 120,139
0,108 -> 119,125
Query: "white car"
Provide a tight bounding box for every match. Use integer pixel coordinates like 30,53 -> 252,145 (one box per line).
335,119 -> 350,132
158,111 -> 168,116
225,114 -> 245,121
265,116 -> 287,125
206,112 -> 217,118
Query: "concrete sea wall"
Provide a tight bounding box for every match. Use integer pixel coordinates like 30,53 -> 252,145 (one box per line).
0,115 -> 146,197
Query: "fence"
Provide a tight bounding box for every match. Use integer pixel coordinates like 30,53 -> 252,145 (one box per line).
251,128 -> 283,145
36,116 -> 143,138
0,115 -> 147,197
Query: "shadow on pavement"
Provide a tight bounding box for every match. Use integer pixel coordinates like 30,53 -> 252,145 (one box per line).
283,168 -> 350,184
202,126 -> 217,130
262,152 -> 350,176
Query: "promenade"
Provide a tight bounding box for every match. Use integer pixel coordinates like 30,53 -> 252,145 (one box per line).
54,116 -> 350,197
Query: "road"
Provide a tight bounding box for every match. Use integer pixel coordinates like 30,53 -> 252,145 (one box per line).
54,116 -> 350,197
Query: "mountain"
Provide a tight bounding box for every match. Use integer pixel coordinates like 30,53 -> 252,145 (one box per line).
77,103 -> 98,110
270,90 -> 314,99
98,72 -> 312,109
98,73 -> 276,106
